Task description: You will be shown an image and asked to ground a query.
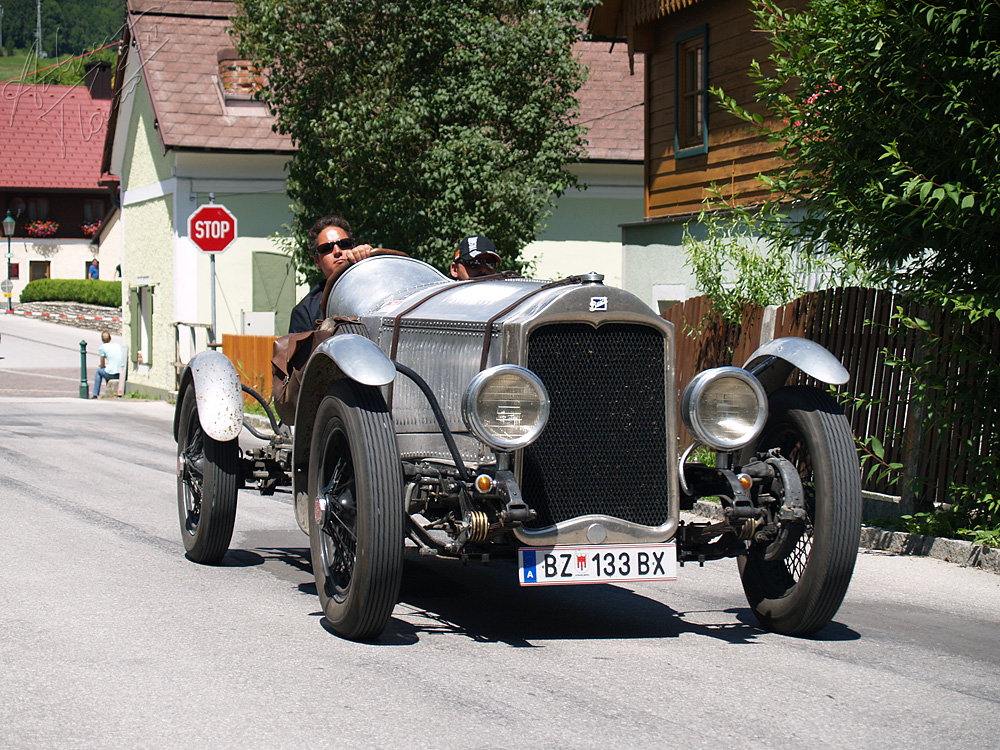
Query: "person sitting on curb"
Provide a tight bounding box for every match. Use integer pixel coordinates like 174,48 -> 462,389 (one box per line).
450,235 -> 501,280
91,331 -> 124,398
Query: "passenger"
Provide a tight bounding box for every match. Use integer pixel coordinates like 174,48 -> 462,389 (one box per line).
450,235 -> 500,280
288,215 -> 375,333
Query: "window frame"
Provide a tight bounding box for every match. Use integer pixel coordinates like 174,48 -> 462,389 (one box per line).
83,199 -> 104,223
674,24 -> 709,159
27,198 -> 50,222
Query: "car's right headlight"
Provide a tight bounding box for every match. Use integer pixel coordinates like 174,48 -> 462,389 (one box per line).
462,365 -> 550,452
680,367 -> 767,451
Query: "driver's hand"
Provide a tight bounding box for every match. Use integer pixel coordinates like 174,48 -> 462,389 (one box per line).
344,244 -> 374,263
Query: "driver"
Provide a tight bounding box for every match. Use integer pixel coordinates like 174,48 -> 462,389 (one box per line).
288,215 -> 375,333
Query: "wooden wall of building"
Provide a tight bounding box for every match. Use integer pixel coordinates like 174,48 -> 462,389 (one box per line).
643,0 -> 796,217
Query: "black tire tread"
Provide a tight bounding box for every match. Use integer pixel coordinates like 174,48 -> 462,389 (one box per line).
309,380 -> 403,641
740,386 -> 862,636
176,386 -> 238,565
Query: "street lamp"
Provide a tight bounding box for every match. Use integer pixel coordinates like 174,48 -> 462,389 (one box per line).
3,210 -> 16,312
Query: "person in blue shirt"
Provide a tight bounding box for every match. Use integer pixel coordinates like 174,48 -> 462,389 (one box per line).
91,331 -> 124,398
88,260 -> 99,279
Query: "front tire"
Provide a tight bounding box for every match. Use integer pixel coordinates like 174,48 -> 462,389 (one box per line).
176,385 -> 239,564
739,386 -> 861,635
308,380 -> 404,641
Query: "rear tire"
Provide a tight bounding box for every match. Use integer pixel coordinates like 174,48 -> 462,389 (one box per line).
739,386 -> 861,635
308,379 -> 404,641
176,385 -> 239,565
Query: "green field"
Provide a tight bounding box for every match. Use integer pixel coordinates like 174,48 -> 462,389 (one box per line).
0,50 -> 106,86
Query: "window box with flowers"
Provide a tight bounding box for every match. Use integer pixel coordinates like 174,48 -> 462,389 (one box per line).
81,221 -> 101,238
26,220 -> 59,238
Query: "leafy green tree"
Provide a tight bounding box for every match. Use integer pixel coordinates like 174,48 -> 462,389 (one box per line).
717,0 -> 1000,300
695,0 -> 1000,537
232,0 -> 594,280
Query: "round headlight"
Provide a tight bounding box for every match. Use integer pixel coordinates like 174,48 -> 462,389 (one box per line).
680,367 -> 767,451
462,365 -> 550,451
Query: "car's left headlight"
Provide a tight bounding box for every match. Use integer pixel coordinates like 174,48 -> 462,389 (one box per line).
462,365 -> 550,451
680,367 -> 767,451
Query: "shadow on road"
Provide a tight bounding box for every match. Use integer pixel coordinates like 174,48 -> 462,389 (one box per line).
216,543 -> 860,646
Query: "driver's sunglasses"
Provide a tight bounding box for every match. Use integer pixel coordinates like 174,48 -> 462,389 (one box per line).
464,259 -> 496,270
316,238 -> 355,255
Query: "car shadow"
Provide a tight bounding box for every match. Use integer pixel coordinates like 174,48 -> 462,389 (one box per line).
375,556 -> 768,647
218,545 -> 860,645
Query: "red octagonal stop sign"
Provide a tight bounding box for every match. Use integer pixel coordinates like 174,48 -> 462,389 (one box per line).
188,204 -> 238,253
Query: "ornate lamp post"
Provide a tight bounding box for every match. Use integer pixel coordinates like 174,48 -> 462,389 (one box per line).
3,210 -> 16,312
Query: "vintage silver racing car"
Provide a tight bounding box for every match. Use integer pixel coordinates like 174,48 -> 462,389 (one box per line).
173,254 -> 862,641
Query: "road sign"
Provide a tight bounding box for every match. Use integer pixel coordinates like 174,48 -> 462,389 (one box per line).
188,204 -> 237,253
1,279 -> 12,293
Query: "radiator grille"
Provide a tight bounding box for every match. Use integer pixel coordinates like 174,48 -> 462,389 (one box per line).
522,323 -> 670,528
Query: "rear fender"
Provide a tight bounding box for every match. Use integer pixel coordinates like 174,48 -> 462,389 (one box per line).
742,337 -> 849,394
291,334 -> 396,534
172,350 -> 244,442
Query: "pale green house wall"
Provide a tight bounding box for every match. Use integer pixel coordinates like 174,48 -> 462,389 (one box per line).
119,77 -> 179,396
116,73 -> 295,398
520,163 -> 642,288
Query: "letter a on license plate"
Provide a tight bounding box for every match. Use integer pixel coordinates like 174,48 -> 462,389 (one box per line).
518,543 -> 677,586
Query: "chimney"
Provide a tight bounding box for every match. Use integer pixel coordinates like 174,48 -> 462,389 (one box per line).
84,61 -> 114,99
217,48 -> 263,98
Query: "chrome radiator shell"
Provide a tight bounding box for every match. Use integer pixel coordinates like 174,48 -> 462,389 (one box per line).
325,257 -> 680,545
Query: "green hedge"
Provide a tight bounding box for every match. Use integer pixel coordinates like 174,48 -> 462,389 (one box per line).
20,279 -> 122,308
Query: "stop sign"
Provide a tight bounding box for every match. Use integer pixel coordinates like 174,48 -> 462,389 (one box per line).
188,204 -> 237,253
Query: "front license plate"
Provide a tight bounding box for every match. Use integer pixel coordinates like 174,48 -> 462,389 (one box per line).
518,543 -> 677,586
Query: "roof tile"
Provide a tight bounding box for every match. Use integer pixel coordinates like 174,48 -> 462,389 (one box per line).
0,84 -> 112,190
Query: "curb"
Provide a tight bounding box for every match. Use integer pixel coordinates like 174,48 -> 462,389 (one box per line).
691,500 -> 1000,575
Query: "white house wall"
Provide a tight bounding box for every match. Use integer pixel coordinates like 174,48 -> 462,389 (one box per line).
521,162 -> 642,287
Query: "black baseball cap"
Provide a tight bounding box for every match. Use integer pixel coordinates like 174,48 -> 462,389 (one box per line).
454,235 -> 500,264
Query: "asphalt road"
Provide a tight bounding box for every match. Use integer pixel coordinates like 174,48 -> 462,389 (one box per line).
2,316 -> 999,748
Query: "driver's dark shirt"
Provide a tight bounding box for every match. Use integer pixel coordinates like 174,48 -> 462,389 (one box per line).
288,280 -> 325,333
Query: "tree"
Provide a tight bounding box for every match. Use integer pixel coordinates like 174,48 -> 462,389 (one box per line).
699,0 -> 1000,537
716,0 -> 1000,300
232,0 -> 594,280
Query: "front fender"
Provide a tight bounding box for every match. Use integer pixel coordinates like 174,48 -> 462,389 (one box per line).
743,337 -> 849,394
290,333 -> 397,534
174,350 -> 244,442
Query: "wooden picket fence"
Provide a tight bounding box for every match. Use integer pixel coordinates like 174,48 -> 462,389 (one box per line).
222,334 -> 277,404
663,287 -> 999,510
219,289 -> 998,512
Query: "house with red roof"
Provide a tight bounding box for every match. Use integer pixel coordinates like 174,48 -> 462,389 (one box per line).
1,76 -> 119,303
101,0 -> 643,398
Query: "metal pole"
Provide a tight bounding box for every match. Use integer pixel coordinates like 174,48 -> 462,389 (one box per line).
210,254 -> 217,344
79,341 -> 89,398
208,193 -> 217,344
6,234 -> 11,312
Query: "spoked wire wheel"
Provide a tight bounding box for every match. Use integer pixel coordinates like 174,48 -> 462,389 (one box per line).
176,385 -> 238,565
307,379 -> 404,641
739,386 -> 862,635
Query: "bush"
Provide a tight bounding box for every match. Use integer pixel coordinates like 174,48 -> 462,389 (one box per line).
20,279 -> 122,307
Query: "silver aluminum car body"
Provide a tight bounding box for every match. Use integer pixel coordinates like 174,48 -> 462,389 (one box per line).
319,255 -> 680,547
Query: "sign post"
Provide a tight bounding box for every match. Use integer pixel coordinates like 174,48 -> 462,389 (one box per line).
187,202 -> 237,344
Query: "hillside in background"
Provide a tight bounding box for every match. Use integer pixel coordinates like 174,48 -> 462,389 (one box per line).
1,0 -> 124,58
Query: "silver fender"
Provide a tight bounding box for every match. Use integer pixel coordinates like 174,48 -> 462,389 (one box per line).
290,334 -> 397,534
182,350 -> 244,442
742,336 -> 849,394
315,334 -> 397,387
